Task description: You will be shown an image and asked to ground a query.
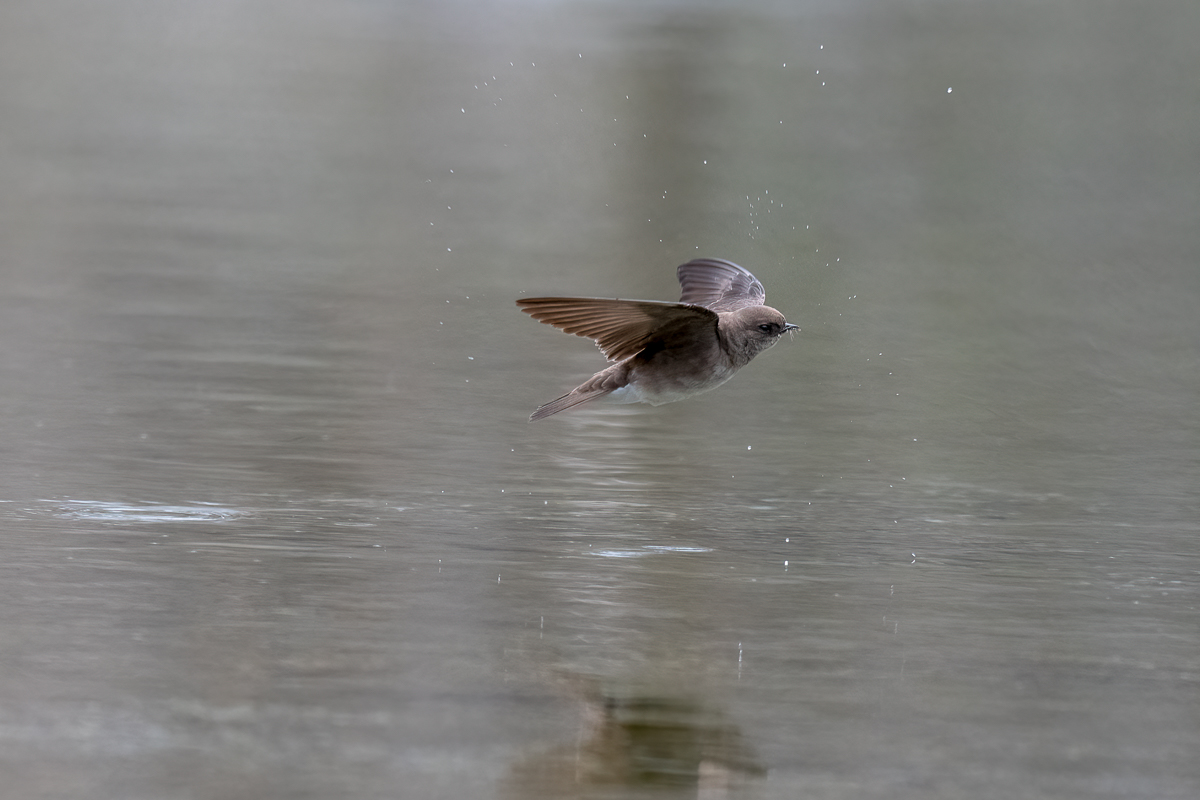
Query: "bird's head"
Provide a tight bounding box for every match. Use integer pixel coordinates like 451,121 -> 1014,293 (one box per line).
721,306 -> 798,364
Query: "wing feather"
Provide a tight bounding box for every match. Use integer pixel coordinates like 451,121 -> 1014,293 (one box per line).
676,258 -> 766,311
516,297 -> 717,362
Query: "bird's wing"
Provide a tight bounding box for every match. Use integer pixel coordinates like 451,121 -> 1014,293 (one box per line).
676,258 -> 766,311
516,297 -> 718,362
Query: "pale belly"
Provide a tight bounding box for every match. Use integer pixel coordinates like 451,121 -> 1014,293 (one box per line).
606,363 -> 740,406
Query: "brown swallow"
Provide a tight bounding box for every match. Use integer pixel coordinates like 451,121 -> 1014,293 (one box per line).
516,258 -> 797,421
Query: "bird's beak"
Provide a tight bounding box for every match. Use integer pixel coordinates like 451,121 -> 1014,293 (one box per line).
784,323 -> 799,332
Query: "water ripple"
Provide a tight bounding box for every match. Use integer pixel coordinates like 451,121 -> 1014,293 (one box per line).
50,500 -> 244,523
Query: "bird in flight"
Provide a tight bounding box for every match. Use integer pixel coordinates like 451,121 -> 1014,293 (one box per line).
516,258 -> 797,421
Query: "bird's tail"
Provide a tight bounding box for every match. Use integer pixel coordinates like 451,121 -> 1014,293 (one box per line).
529,388 -> 613,421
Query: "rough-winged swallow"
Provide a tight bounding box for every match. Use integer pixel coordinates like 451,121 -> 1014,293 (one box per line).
516,258 -> 797,421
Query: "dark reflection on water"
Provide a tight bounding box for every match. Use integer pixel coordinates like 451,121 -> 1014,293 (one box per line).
2,0 -> 1199,798
504,677 -> 765,797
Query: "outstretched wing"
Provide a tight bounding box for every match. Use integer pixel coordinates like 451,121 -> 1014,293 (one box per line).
676,258 -> 766,311
516,297 -> 717,362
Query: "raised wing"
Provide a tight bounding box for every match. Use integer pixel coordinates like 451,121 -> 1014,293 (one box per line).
516,297 -> 717,362
676,258 -> 766,311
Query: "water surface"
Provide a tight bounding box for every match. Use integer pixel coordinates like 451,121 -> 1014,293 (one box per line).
1,1 -> 1197,798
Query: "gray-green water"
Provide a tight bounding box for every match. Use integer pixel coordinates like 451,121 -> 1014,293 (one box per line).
2,1 -> 1197,798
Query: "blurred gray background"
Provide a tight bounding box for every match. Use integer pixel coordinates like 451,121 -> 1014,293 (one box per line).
1,1 -> 1197,798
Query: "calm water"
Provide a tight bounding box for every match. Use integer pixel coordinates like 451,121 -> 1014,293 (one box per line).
2,1 -> 1197,798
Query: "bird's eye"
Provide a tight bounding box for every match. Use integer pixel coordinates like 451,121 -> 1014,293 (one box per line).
758,324 -> 775,333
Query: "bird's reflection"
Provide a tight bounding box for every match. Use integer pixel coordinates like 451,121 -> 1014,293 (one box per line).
505,677 -> 765,798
